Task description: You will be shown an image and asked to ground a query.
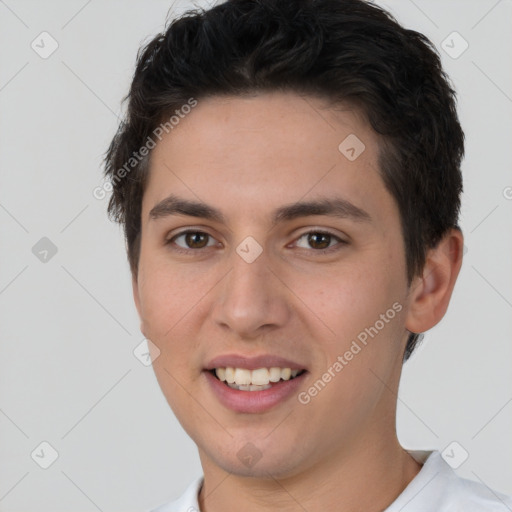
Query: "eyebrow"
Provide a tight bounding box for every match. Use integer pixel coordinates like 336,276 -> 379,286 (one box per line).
149,194 -> 372,224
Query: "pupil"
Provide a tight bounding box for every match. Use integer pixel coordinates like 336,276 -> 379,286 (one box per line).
308,233 -> 330,249
186,232 -> 208,248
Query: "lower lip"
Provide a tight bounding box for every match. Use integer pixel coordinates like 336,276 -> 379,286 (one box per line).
203,370 -> 308,414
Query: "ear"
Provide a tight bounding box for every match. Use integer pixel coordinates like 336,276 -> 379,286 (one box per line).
405,228 -> 464,334
132,273 -> 141,315
132,272 -> 147,337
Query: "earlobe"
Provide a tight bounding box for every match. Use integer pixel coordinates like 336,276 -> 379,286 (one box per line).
405,228 -> 464,335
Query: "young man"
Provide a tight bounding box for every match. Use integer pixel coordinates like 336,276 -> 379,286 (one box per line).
104,0 -> 512,510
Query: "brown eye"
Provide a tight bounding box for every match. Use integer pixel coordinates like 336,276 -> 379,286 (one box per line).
294,230 -> 346,252
307,232 -> 331,249
170,231 -> 216,250
184,232 -> 209,248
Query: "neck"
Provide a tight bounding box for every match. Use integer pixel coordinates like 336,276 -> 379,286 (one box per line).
198,434 -> 422,512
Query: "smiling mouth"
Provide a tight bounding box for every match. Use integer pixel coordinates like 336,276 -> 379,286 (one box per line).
208,367 -> 307,391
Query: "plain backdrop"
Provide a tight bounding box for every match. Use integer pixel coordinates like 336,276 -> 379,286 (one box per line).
0,0 -> 511,510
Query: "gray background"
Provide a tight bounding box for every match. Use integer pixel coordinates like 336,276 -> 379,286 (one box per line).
0,0 -> 511,510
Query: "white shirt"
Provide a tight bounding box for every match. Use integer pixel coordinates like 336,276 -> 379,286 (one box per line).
149,450 -> 512,512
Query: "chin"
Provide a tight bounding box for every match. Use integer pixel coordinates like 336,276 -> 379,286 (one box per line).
204,441 -> 308,480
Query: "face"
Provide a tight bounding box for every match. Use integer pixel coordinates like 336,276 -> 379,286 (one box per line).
133,92 -> 414,479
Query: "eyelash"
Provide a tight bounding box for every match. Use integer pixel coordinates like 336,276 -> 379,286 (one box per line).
166,229 -> 347,255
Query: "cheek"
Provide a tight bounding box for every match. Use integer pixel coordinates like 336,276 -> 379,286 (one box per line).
136,255 -> 212,350
291,263 -> 405,422
290,259 -> 397,343
137,260 -> 212,401
290,253 -> 407,403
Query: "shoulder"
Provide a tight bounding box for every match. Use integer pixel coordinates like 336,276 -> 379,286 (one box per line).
387,450 -> 512,512
448,473 -> 512,511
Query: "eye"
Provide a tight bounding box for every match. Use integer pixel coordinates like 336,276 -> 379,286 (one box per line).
294,231 -> 345,251
168,230 -> 218,250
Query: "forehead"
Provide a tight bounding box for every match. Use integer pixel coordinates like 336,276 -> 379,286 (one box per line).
143,92 -> 396,226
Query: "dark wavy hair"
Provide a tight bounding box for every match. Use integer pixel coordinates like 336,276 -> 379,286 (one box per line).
104,0 -> 464,361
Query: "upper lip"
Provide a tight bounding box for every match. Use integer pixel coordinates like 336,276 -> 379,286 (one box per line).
205,353 -> 307,371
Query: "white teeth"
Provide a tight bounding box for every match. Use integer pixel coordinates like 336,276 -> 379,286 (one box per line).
250,384 -> 272,391
225,367 -> 235,383
281,368 -> 291,381
251,368 -> 270,385
214,366 -> 303,388
234,368 -> 251,386
269,367 -> 281,382
226,382 -> 272,391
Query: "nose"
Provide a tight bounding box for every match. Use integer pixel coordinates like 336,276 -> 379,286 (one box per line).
211,247 -> 291,339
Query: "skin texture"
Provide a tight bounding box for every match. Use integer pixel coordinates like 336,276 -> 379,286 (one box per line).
132,92 -> 464,512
